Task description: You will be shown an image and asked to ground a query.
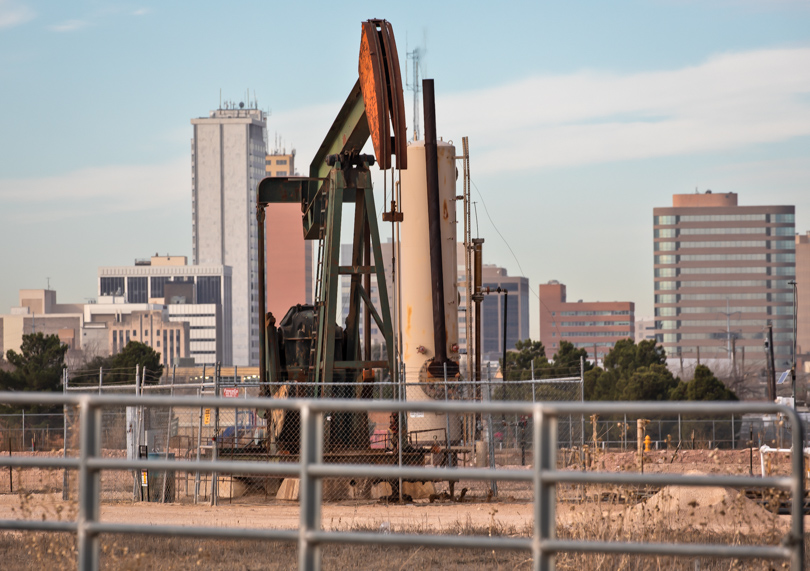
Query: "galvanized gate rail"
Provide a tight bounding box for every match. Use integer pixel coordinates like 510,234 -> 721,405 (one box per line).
0,393 -> 804,571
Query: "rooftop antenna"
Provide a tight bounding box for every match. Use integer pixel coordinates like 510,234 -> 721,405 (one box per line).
46,277 -> 51,290
219,88 -> 222,110
406,31 -> 427,141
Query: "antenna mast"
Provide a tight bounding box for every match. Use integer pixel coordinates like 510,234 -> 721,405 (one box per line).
406,45 -> 422,141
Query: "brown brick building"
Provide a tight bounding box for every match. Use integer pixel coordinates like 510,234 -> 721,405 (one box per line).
653,192 -> 795,365
539,281 -> 634,363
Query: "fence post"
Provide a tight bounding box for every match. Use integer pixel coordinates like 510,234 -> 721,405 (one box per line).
678,414 -> 682,444
194,388 -> 203,504
211,363 -> 220,507
443,363 -> 452,464
62,367 -> 69,501
398,362 -> 404,502
161,367 -> 175,503
486,363 -> 497,497
98,367 -> 103,395
580,356 -> 585,466
731,414 -> 735,450
77,397 -> 100,571
299,404 -> 323,571
533,405 -> 556,571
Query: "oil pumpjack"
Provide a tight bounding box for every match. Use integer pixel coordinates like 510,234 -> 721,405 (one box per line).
255,20 -> 463,469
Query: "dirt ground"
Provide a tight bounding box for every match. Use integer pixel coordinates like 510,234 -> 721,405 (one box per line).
0,447 -> 802,569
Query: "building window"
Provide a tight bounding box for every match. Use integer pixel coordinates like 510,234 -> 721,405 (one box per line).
127,277 -> 148,303
100,277 -> 125,296
132,330 -> 137,336
197,276 -> 222,304
156,340 -> 160,347
150,276 -> 171,298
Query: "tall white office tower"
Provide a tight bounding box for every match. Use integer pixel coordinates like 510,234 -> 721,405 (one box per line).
191,103 -> 266,366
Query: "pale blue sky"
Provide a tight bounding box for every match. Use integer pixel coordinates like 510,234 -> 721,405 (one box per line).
1,1 -> 809,338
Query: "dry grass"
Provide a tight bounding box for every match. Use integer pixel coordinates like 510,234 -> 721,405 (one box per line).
0,492 -> 801,571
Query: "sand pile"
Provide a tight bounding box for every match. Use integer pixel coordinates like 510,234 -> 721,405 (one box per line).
625,484 -> 786,534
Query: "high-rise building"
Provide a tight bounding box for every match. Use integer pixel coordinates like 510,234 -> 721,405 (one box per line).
653,192 -> 795,364
191,104 -> 266,366
539,281 -> 634,361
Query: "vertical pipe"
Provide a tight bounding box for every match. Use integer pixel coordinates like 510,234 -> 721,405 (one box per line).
732,414 -> 735,450
768,325 -> 776,401
257,205 -> 267,385
473,239 -> 484,399
364,220 -> 371,361
299,405 -> 323,571
580,357 -> 585,466
211,363 -> 219,506
486,363 -> 497,496
98,367 -> 102,396
162,371 -> 174,503
791,281 -> 797,408
789,409 -> 805,569
502,290 -> 508,388
77,398 -> 100,571
195,389 -> 202,504
62,368 -> 69,501
422,79 -> 449,371
398,362 -> 403,503
443,363 -> 452,458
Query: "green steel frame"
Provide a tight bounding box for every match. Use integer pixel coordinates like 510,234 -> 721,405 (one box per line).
256,79 -> 395,391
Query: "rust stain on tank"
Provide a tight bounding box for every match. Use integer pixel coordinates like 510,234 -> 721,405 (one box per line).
442,199 -> 449,220
406,305 -> 413,336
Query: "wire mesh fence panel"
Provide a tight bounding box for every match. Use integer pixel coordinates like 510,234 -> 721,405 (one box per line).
38,364 -> 802,510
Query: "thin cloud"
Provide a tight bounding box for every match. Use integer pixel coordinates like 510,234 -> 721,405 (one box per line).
270,47 -> 810,176
0,0 -> 34,28
49,18 -> 89,32
437,47 -> 810,173
132,7 -> 150,16
0,157 -> 188,221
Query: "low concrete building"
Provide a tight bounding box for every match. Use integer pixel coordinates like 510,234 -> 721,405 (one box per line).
1,289 -> 83,358
96,255 -> 232,366
108,309 -> 190,368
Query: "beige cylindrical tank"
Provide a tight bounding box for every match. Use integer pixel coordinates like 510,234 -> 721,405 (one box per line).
400,139 -> 461,443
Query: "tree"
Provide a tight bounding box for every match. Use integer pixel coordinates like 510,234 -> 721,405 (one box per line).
603,339 -> 666,376
616,364 -> 679,401
107,341 -> 164,383
585,339 -> 677,401
0,333 -> 68,413
502,339 -> 549,380
670,365 -> 737,401
551,340 -> 593,374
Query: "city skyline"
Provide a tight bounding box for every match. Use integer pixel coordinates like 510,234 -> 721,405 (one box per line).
2,2 -> 809,342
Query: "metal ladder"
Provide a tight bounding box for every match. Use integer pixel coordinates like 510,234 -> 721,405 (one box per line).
309,193 -> 327,392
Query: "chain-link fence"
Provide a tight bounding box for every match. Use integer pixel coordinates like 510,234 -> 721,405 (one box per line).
2,363 -> 804,504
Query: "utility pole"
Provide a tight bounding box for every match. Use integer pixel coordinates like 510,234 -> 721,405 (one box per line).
765,324 -> 776,402
789,280 -> 797,408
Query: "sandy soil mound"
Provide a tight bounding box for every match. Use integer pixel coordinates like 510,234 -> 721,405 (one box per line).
625,484 -> 785,534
